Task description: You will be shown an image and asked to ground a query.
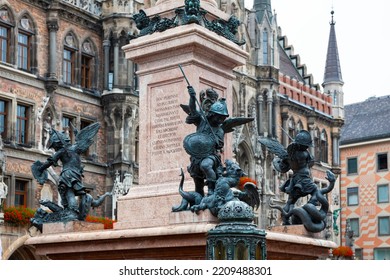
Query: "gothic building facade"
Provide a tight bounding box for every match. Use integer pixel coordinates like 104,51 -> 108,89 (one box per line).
0,0 -> 344,258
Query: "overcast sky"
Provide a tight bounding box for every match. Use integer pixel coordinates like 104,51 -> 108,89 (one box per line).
245,0 -> 390,105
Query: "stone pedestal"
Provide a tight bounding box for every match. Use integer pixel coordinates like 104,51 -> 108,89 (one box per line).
268,224 -> 327,239
42,221 -> 104,235
116,8 -> 248,230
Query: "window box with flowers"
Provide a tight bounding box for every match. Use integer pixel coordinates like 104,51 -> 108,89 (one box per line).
3,206 -> 35,227
3,206 -> 115,229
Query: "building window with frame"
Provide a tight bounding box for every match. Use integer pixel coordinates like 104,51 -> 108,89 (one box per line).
349,218 -> 360,237
16,104 -> 29,144
62,115 -> 75,143
17,16 -> 34,72
374,248 -> 390,260
377,153 -> 388,171
313,128 -> 321,160
347,157 -> 358,175
347,187 -> 359,206
0,25 -> 9,63
0,99 -> 8,138
81,54 -> 91,89
288,118 -> 295,144
63,33 -> 78,85
319,130 -> 328,163
378,184 -> 389,203
378,216 -> 390,236
14,180 -> 28,207
17,32 -> 29,70
0,7 -> 12,64
108,72 -> 114,90
81,40 -> 95,90
270,33 -> 275,66
63,48 -> 75,84
354,248 -> 363,260
262,29 -> 268,65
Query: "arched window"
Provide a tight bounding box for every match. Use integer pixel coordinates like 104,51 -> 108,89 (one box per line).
0,7 -> 13,64
17,15 -> 34,72
288,118 -> 295,143
262,29 -> 268,64
63,33 -> 78,85
313,128 -> 320,160
271,32 -> 275,65
320,129 -> 328,163
81,39 -> 95,89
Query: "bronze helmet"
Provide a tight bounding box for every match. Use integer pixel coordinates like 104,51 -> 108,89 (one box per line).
48,129 -> 70,149
293,130 -> 313,147
209,98 -> 229,117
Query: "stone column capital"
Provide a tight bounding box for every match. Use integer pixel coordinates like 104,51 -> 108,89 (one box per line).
47,20 -> 59,32
103,40 -> 111,48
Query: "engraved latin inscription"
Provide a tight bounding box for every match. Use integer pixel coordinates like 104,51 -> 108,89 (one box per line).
151,93 -> 182,155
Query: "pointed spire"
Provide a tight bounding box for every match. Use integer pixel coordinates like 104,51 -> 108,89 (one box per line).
323,10 -> 343,86
254,0 -> 273,23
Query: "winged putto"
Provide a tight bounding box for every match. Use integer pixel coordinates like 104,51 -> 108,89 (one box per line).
172,68 -> 258,216
259,130 -> 336,232
31,122 -> 111,231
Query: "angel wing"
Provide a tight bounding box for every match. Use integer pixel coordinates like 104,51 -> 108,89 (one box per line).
222,117 -> 254,133
258,137 -> 288,160
73,122 -> 100,154
238,182 -> 260,210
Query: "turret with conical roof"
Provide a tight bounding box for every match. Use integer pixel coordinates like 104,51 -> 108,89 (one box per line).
323,10 -> 344,119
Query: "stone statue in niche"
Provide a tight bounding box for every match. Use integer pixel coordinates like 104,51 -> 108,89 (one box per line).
259,130 -> 336,232
31,122 -> 111,231
0,135 -> 7,211
42,112 -> 53,150
172,66 -> 258,216
112,171 -> 133,219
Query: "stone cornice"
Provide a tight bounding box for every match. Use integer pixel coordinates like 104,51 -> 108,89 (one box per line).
57,2 -> 102,34
21,0 -> 103,34
0,64 -> 45,90
56,86 -> 102,106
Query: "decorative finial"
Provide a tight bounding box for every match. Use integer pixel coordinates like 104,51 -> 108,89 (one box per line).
330,10 -> 336,25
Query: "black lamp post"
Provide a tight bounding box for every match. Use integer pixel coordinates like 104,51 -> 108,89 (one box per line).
206,200 -> 267,260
